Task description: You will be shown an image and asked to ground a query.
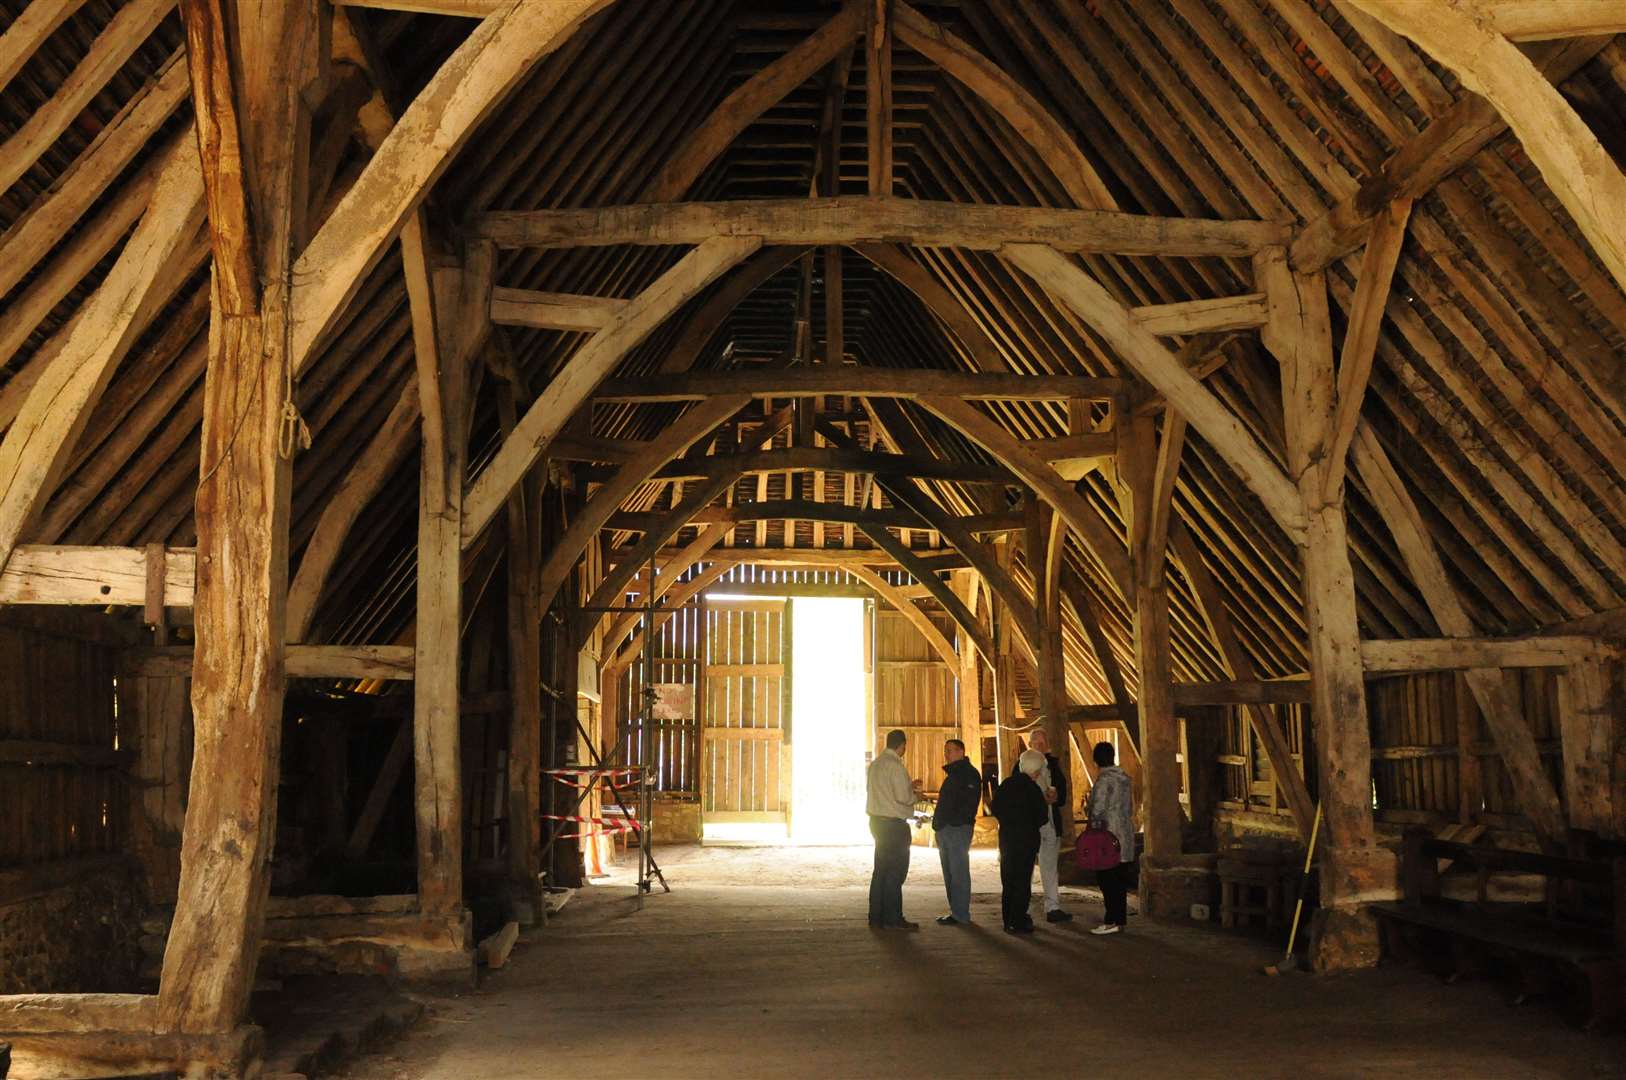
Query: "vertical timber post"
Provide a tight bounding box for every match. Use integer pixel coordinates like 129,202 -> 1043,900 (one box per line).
1119,399 -> 1183,890
158,0 -> 317,1039
1258,249 -> 1387,970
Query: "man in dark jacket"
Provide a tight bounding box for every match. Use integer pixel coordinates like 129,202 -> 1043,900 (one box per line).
1010,727 -> 1072,922
931,738 -> 982,925
991,750 -> 1050,934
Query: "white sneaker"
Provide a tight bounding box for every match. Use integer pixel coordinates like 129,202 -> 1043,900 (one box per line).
1089,923 -> 1122,936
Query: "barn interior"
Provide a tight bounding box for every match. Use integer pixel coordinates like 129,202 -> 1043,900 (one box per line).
1,0 -> 1625,1076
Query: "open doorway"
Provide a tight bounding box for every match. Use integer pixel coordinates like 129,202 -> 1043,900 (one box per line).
788,597 -> 870,844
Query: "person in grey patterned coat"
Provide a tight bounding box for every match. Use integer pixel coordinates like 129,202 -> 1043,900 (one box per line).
1085,741 -> 1136,935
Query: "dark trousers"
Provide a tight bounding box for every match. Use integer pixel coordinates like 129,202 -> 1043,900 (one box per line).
868,815 -> 912,925
999,842 -> 1038,929
1099,861 -> 1131,926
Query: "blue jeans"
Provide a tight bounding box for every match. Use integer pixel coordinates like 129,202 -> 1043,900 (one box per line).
936,824 -> 973,923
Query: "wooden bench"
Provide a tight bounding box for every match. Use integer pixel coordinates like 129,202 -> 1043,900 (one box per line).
1371,829 -> 1625,1031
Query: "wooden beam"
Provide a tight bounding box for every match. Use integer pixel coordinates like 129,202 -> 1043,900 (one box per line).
0,545 -> 195,606
1005,243 -> 1307,544
598,368 -> 1119,402
1130,294 -> 1268,336
1291,38 -> 1604,272
290,0 -> 611,367
124,644 -> 416,680
412,254 -> 482,919
1119,408 -> 1181,858
489,287 -> 630,332
158,0 -> 314,1035
918,395 -> 1133,598
646,445 -> 1015,484
1359,634 -> 1613,673
536,395 -> 748,613
0,0 -> 171,198
0,0 -> 90,97
1259,257 -> 1381,914
464,237 -> 760,546
474,196 -> 1292,256
893,0 -> 1113,209
645,0 -> 864,202
1322,199 -> 1411,497
857,522 -> 993,663
1473,1 -> 1626,41
0,49 -> 189,305
0,137 -> 203,576
180,0 -> 257,314
333,0 -> 500,13
866,0 -> 894,195
499,380 -> 543,902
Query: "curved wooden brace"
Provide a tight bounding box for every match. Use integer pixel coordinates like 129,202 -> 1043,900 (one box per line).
844,562 -> 959,669
815,414 -> 1040,652
857,521 -> 993,663
916,394 -> 1133,600
892,1 -> 1114,211
607,556 -> 739,674
656,246 -> 808,374
291,0 -> 613,366
600,520 -> 733,652
853,243 -> 1008,372
642,1 -> 865,203
1001,243 -> 1308,546
535,394 -> 749,615
577,467 -> 743,646
463,235 -> 762,547
1345,0 -> 1626,298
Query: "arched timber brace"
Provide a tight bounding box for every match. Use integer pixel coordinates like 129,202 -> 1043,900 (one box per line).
289,0 -> 613,368
462,236 -> 762,547
533,394 -> 750,615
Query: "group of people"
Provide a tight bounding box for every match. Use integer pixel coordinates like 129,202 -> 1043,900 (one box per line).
865,727 -> 1135,935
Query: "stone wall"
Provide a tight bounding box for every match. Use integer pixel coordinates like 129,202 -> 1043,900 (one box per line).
651,797 -> 702,843
0,858 -> 145,994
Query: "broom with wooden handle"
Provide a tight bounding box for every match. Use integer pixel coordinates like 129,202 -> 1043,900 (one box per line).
1263,801 -> 1322,976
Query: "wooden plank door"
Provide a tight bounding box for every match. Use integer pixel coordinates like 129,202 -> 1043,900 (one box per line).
700,598 -> 789,823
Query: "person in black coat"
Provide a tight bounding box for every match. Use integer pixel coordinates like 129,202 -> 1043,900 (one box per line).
931,738 -> 982,925
1009,727 -> 1071,922
991,750 -> 1050,934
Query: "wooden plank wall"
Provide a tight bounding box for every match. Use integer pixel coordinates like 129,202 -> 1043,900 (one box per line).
0,621 -> 124,874
701,599 -> 786,817
1368,670 -> 1562,836
618,600 -> 703,795
874,608 -> 956,794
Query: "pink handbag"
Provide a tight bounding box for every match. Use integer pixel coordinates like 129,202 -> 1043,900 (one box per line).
1074,825 -> 1122,871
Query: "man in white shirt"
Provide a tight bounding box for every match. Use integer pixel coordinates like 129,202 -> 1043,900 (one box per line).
866,728 -> 920,930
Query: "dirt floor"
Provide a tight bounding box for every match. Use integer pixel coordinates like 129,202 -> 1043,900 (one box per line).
340,844 -> 1624,1079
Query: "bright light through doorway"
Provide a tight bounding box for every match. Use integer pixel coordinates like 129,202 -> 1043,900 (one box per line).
789,597 -> 871,844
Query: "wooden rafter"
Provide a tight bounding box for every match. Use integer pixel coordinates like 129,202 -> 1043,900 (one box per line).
0,139 -> 204,575
596,369 -> 1119,402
